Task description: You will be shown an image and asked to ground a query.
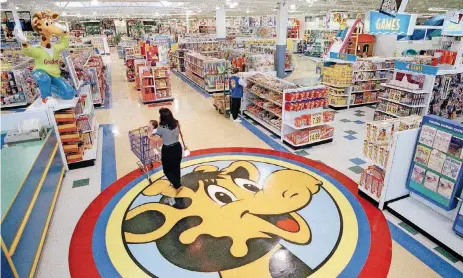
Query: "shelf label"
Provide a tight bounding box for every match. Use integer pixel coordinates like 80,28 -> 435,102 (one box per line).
311,113 -> 322,125
309,129 -> 321,142
395,61 -> 438,76
442,10 -> 463,36
369,11 -> 416,35
329,52 -> 357,62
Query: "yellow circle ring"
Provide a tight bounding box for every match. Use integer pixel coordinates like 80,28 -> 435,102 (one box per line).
106,155 -> 358,277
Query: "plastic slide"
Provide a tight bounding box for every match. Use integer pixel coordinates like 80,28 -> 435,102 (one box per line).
326,18 -> 361,55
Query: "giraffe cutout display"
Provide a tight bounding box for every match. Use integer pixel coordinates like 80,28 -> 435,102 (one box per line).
19,10 -> 76,104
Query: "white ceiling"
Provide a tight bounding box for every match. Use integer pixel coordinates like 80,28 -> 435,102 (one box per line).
3,0 -> 463,19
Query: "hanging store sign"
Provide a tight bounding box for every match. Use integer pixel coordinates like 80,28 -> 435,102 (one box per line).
369,11 -> 416,35
395,61 -> 438,75
329,52 -> 357,62
442,10 -> 463,36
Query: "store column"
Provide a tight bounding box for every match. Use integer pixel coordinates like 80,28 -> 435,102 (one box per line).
216,9 -> 226,39
276,1 -> 288,78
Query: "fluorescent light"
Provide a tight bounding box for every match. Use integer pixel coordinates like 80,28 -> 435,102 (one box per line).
246,10 -> 249,13
216,6 -> 220,10
428,7 -> 449,12
290,4 -> 296,10
161,1 -> 172,7
0,0 -> 8,3
90,0 -> 99,5
197,10 -> 202,13
15,6 -> 19,10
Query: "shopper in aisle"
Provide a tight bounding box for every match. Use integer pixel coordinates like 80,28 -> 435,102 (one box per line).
150,108 -> 188,207
230,68 -> 247,123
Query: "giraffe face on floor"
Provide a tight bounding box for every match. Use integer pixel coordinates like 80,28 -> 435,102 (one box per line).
123,161 -> 321,271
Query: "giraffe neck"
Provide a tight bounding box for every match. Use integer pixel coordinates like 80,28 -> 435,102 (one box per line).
40,35 -> 51,49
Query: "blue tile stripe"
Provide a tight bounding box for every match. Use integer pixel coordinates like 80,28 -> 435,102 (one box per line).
12,151 -> 64,277
101,124 -> 117,191
240,117 -> 289,153
388,221 -> 462,277
2,132 -> 58,250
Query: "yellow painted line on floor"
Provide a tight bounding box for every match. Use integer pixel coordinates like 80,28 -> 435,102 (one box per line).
1,238 -> 19,278
29,166 -> 65,278
9,144 -> 59,256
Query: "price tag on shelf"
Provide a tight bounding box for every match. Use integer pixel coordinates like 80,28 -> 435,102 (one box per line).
309,129 -> 321,142
390,92 -> 401,102
158,71 -> 165,78
311,113 -> 322,125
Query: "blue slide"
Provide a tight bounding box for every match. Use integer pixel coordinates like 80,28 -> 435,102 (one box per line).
398,15 -> 445,40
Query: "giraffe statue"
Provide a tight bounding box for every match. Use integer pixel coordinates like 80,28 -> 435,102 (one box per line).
17,9 -> 75,104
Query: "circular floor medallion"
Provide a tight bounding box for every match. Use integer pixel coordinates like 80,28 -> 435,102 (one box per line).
69,148 -> 392,278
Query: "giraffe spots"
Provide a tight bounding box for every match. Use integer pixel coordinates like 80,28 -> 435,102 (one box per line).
46,43 -> 51,48
42,36 -> 47,41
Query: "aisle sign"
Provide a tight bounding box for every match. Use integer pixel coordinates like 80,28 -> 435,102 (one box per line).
369,11 -> 415,35
395,61 -> 438,75
406,115 -> 463,210
442,10 -> 463,36
329,52 -> 357,62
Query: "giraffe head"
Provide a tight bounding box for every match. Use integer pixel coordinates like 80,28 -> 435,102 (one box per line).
32,10 -> 67,47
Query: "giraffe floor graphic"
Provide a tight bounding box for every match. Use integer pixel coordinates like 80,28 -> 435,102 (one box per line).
69,148 -> 392,278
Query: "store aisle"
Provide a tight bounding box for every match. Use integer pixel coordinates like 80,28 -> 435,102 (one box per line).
36,51 -> 462,278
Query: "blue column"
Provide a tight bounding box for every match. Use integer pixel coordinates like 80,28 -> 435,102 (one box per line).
275,1 -> 288,78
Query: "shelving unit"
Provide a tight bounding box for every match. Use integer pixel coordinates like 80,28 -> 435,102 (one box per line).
374,61 -> 434,121
139,65 -> 173,104
1,57 -> 38,108
359,116 -> 422,209
26,85 -> 99,169
324,56 -> 395,109
243,73 -> 335,149
184,52 -> 230,93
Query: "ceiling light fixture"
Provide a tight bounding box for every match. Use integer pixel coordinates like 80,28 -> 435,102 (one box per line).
90,0 -> 99,5
15,6 -> 19,10
0,0 -> 8,3
246,10 -> 249,13
161,1 -> 172,7
216,6 -> 220,10
427,7 -> 449,12
77,13 -> 81,17
290,4 -> 296,10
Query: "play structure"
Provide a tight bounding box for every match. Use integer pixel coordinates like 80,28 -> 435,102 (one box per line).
325,15 -> 375,57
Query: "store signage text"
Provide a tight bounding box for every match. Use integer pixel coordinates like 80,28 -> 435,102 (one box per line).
395,61 -> 438,75
329,52 -> 357,62
369,11 -> 414,35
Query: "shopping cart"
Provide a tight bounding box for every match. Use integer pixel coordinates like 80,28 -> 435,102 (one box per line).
128,126 -> 162,183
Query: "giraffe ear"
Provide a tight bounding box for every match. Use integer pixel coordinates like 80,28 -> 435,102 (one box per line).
34,11 -> 43,20
51,12 -> 60,21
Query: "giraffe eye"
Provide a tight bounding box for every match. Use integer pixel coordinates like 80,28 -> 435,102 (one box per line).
234,178 -> 262,192
206,185 -> 236,206
45,21 -> 49,26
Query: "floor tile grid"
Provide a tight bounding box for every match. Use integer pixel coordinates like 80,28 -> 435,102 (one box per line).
384,211 -> 463,272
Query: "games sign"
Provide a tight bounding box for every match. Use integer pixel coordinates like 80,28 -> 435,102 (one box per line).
369,11 -> 416,35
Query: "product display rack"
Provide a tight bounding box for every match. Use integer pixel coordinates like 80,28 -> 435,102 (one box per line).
243,73 -> 335,148
358,116 -> 422,208
138,65 -> 173,104
1,56 -> 38,109
324,56 -> 394,109
184,52 -> 230,93
26,85 -> 99,169
387,115 -> 463,257
374,62 -> 434,121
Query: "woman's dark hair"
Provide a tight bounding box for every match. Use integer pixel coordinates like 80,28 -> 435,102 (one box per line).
159,108 -> 178,130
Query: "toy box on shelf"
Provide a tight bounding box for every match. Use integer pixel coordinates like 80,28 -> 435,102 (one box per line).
243,73 -> 336,148
184,52 -> 230,93
139,65 -> 173,104
387,115 -> 463,255
1,56 -> 38,108
359,115 -> 422,208
26,85 -> 99,169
